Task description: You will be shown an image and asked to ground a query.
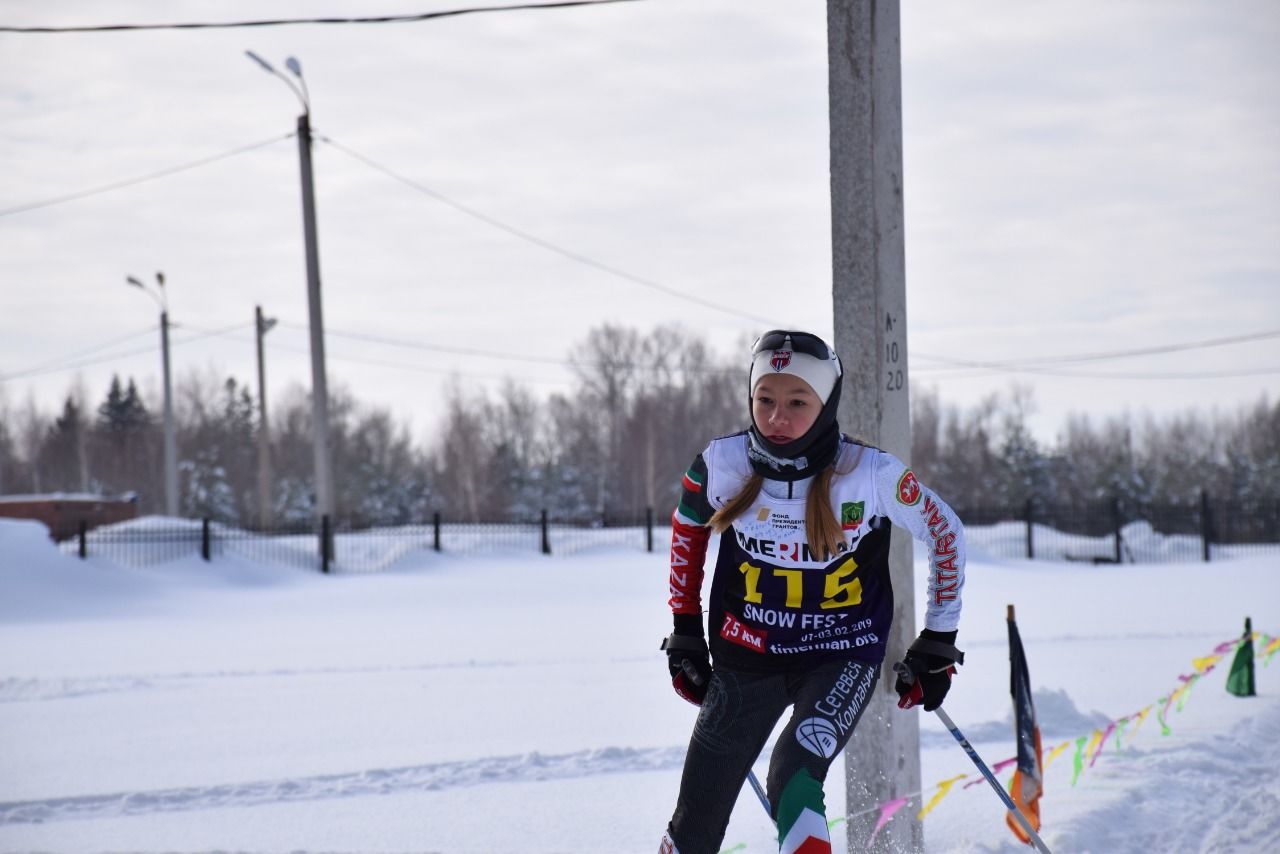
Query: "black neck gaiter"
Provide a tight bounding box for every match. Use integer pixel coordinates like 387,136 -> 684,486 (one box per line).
745,381 -> 843,482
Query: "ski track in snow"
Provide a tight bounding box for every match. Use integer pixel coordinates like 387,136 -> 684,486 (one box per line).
0,660 -> 527,704
960,629 -> 1224,649
0,745 -> 689,826
0,628 -> 1210,705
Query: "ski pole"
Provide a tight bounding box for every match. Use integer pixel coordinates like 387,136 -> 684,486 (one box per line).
746,768 -> 772,820
934,706 -> 1053,854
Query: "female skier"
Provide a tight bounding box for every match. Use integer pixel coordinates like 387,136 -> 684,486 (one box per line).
658,330 -> 966,854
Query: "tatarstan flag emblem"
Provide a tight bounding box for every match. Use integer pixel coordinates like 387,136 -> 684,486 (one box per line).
896,470 -> 922,505
840,501 -> 864,530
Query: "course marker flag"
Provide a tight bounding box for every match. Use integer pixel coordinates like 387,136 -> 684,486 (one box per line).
1005,604 -> 1044,846
1226,616 -> 1257,697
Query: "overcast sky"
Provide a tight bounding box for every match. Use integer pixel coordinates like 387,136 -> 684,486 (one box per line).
2,0 -> 1277,448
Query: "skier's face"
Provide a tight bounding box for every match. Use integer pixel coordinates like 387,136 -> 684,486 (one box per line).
751,376 -> 822,444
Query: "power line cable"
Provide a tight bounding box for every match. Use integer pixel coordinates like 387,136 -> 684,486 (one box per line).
0,134 -> 294,218
265,336 -> 578,387
284,322 -> 571,367
4,324 -> 157,374
0,1 -> 640,33
913,328 -> 1280,372
174,322 -> 257,343
316,135 -> 777,328
166,324 -> 578,386
287,320 -> 1279,380
279,321 -> 742,377
309,319 -> 1280,379
0,323 -> 250,383
18,314 -> 1272,391
0,343 -> 159,383
913,363 -> 1280,381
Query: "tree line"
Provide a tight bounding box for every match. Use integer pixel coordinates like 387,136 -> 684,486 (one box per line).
1,324 -> 1276,528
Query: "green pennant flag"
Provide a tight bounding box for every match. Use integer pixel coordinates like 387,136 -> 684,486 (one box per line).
1227,617 -> 1257,697
1156,698 -> 1172,736
1070,735 -> 1088,786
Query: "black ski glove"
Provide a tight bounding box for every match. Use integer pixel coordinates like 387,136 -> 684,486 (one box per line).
893,629 -> 964,712
660,613 -> 711,706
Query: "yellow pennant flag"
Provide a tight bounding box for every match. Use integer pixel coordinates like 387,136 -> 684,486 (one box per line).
1043,739 -> 1072,771
1192,654 -> 1222,673
917,774 -> 967,820
1083,728 -> 1103,761
1129,704 -> 1153,737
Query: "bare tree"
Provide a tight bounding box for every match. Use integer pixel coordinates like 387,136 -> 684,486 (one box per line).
15,392 -> 47,494
570,324 -> 644,515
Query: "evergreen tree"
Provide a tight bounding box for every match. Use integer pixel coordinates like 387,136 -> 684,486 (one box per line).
38,397 -> 88,492
90,375 -> 157,504
0,394 -> 26,493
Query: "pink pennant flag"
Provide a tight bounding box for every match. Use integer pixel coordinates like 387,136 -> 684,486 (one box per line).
992,756 -> 1018,775
963,757 -> 1015,789
867,796 -> 911,847
1089,721 -> 1117,767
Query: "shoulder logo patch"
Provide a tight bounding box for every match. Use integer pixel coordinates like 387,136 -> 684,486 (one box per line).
896,470 -> 922,505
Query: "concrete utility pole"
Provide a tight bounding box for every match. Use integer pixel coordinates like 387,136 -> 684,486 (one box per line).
255,305 -> 277,529
125,272 -> 179,517
246,51 -> 335,522
826,2 -> 920,852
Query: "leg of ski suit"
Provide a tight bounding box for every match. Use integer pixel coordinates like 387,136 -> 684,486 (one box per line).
664,658 -> 879,854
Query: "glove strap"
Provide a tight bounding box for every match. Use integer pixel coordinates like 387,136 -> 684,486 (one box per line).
907,636 -> 965,666
660,633 -> 708,654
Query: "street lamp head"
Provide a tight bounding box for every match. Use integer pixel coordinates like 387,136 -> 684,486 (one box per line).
245,49 -> 310,115
245,50 -> 275,74
124,273 -> 166,311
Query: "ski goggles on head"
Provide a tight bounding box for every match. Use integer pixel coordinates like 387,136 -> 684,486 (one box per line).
751,330 -> 837,363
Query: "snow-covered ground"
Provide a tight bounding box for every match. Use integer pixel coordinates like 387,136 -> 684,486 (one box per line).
1,517 -> 1277,853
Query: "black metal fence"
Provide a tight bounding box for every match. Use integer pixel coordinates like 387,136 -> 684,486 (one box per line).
957,495 -> 1280,563
57,497 -> 1279,572
60,509 -> 659,572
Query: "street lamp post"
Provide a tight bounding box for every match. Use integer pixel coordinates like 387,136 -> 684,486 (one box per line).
255,305 -> 277,530
246,50 -> 335,523
125,272 -> 179,517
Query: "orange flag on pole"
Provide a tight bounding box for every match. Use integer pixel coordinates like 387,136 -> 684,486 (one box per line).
1006,605 -> 1044,845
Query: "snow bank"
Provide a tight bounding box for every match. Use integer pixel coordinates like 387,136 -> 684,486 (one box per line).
1,527 -> 1277,852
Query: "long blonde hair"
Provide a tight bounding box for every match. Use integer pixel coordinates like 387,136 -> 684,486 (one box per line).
708,465 -> 846,561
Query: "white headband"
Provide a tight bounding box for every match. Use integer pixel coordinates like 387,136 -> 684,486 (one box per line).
750,347 -> 840,404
